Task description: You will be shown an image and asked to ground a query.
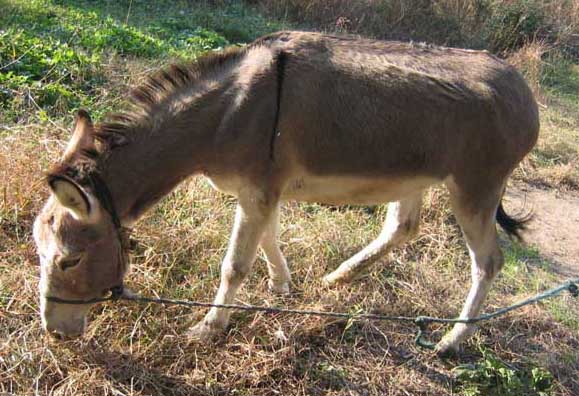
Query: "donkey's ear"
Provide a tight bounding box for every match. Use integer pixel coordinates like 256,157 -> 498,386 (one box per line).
63,109 -> 95,161
47,174 -> 92,221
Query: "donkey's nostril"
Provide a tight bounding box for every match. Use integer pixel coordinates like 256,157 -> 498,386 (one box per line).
48,330 -> 81,340
58,256 -> 81,271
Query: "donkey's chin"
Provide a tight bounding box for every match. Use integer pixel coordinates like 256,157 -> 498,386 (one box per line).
46,324 -> 85,339
44,318 -> 87,339
41,300 -> 91,339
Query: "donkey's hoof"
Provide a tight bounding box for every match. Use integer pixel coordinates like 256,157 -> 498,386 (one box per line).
322,271 -> 349,286
434,338 -> 460,358
268,279 -> 290,295
187,321 -> 223,342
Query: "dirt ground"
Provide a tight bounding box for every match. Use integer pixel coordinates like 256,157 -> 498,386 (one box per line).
506,184 -> 579,278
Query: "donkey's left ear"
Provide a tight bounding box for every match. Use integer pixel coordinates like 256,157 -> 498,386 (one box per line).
47,174 -> 92,221
63,109 -> 95,161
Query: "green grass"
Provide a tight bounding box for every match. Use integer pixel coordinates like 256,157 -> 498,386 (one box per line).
543,57 -> 579,102
0,0 -> 284,122
500,242 -> 578,328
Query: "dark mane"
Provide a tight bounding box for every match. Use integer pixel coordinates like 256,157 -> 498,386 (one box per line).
92,45 -> 249,156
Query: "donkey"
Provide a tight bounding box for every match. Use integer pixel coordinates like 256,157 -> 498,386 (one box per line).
33,31 -> 539,355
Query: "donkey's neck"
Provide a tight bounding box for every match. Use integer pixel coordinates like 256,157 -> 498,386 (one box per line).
98,75 -> 235,224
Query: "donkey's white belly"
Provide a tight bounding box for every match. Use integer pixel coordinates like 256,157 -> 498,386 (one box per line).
281,174 -> 440,205
205,174 -> 245,196
205,173 -> 440,205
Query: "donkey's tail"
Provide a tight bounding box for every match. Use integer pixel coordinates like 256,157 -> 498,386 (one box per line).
496,199 -> 532,240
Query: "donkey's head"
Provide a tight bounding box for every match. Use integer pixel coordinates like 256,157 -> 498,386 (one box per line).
33,110 -> 128,338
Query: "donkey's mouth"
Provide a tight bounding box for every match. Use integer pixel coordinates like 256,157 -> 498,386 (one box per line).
46,327 -> 83,340
45,320 -> 86,339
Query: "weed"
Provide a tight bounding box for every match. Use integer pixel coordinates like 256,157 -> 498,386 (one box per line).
454,348 -> 553,396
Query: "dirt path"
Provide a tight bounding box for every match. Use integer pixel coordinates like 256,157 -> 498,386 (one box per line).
505,184 -> 579,277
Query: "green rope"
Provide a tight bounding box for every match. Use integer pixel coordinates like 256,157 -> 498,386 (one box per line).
414,276 -> 579,349
45,277 -> 579,349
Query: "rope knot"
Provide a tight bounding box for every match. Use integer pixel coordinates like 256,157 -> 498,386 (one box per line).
414,316 -> 430,327
414,316 -> 436,350
568,282 -> 578,298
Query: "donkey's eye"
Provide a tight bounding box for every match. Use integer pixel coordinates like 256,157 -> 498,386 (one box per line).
59,256 -> 82,271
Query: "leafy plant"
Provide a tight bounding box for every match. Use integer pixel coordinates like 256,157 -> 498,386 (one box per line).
453,348 -> 553,396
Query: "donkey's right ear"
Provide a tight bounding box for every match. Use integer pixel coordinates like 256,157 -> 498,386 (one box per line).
62,109 -> 95,161
47,174 -> 92,222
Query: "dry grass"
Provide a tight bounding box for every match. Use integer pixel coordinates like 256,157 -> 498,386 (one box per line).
255,0 -> 485,45
2,108 -> 579,394
508,47 -> 579,191
255,0 -> 579,52
508,40 -> 550,100
2,1 -> 579,395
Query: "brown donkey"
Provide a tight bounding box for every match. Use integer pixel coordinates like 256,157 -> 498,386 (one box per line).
33,31 -> 539,355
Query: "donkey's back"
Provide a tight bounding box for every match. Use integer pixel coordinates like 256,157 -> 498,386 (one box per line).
263,31 -> 539,193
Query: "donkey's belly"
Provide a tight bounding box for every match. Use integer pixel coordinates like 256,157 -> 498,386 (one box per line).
281,174 -> 440,205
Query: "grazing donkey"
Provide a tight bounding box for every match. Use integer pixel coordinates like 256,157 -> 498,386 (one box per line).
33,31 -> 539,355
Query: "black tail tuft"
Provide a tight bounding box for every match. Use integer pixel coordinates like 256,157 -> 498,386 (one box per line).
496,202 -> 532,240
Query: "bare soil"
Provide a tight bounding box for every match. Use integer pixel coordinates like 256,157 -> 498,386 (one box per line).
506,184 -> 579,277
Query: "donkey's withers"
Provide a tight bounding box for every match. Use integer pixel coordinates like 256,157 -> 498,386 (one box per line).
33,31 -> 539,354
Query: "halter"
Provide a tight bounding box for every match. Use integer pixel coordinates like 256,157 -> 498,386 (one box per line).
87,171 -> 123,230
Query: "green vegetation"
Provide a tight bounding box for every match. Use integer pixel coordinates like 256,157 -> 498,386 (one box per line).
454,348 -> 553,396
543,58 -> 579,101
0,0 -> 283,122
501,242 -> 579,332
483,0 -> 548,53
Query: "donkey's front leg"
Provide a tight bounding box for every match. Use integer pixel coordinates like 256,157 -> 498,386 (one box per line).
189,196 -> 272,340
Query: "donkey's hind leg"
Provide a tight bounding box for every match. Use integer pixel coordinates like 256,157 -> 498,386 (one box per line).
436,182 -> 505,356
260,205 -> 291,294
324,192 -> 422,285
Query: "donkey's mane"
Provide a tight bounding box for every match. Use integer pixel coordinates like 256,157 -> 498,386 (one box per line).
91,44 -> 250,158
